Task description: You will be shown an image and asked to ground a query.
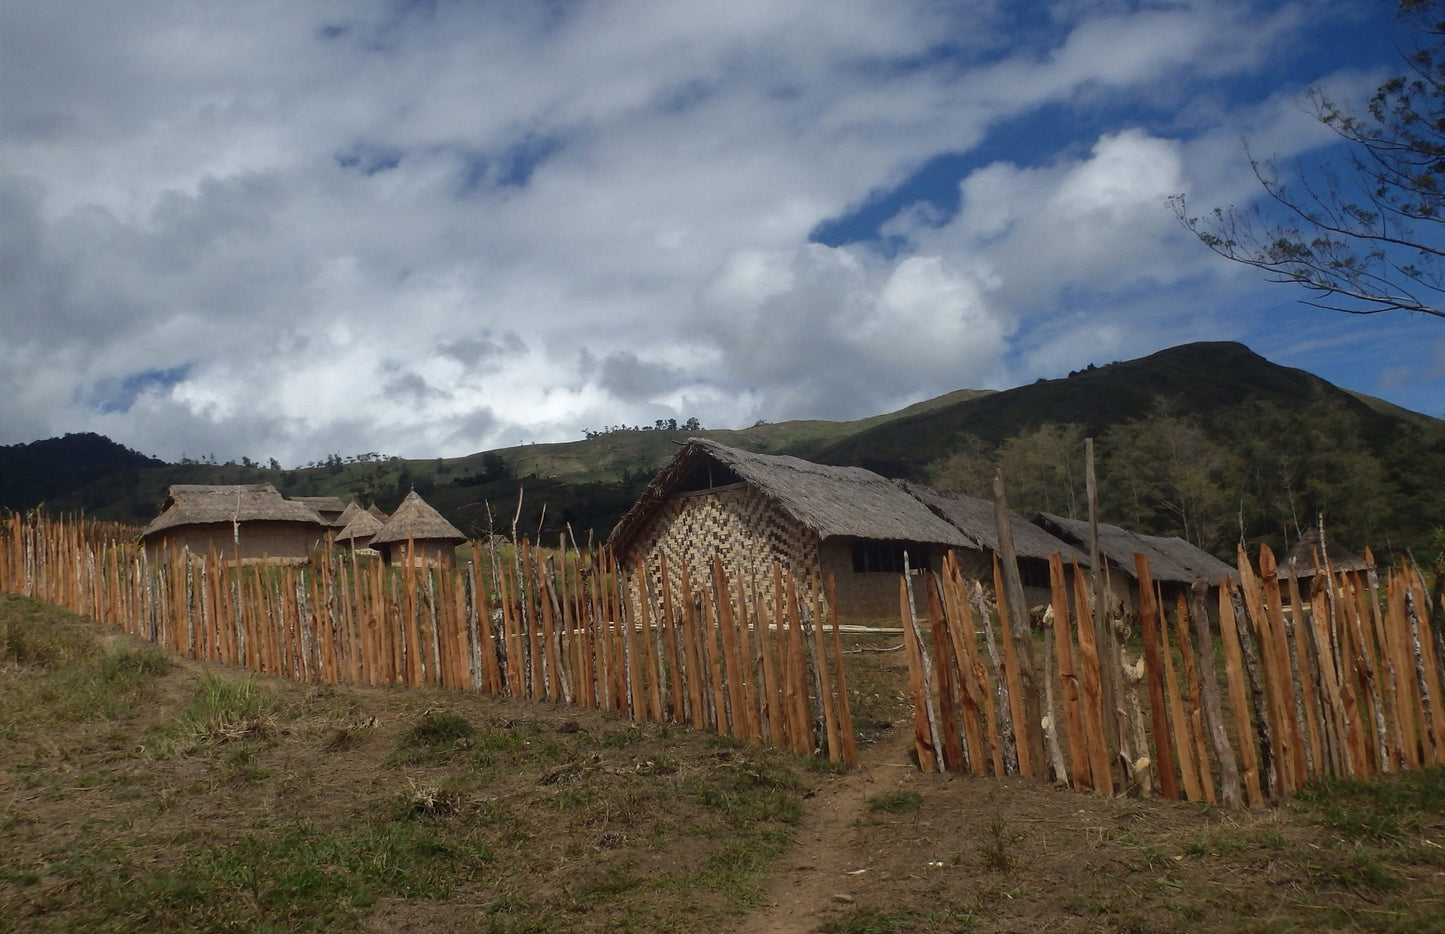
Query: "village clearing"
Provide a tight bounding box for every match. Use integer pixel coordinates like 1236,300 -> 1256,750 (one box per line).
3,594 -> 1444,933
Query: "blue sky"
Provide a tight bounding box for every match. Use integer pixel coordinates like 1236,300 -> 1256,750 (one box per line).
1,1 -> 1440,466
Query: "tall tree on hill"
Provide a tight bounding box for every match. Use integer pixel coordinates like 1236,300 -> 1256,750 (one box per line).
1099,408 -> 1239,552
1172,0 -> 1445,319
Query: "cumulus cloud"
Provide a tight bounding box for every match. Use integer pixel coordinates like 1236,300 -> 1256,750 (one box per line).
0,0 -> 1430,464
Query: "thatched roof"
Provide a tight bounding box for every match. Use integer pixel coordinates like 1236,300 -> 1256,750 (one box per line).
371,491 -> 466,546
289,496 -> 349,525
608,438 -> 973,553
335,508 -> 385,545
143,484 -> 326,538
1034,513 -> 1236,586
902,483 -> 1089,566
334,501 -> 366,528
334,501 -> 387,528
1280,527 -> 1372,577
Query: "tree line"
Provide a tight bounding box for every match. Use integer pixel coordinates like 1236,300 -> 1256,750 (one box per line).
928,396 -> 1445,561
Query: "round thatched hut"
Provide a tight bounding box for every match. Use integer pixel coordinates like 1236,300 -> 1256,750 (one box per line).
335,505 -> 387,553
371,491 -> 466,568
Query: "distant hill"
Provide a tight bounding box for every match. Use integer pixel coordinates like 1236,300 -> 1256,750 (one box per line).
5,342 -> 1441,557
0,433 -> 164,517
811,342 -> 1397,477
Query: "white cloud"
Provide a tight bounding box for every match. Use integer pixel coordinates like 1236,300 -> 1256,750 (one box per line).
0,0 -> 1427,464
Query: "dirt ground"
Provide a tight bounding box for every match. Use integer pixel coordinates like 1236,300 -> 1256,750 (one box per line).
3,597 -> 1444,933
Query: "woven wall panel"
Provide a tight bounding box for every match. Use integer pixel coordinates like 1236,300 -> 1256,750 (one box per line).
624,485 -> 821,612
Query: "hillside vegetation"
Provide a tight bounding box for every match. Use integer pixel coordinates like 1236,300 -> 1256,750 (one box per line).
3,342 -> 1441,559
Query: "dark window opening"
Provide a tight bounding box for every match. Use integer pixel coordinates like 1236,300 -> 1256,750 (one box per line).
1017,558 -> 1052,591
852,541 -> 932,574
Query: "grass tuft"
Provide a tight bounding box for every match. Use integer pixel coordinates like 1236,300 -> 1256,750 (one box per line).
867,791 -> 923,815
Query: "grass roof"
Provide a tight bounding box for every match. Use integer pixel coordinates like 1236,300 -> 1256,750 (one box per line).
142,484 -> 326,538
609,438 -> 973,553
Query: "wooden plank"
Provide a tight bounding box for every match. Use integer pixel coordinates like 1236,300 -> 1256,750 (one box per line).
926,573 -> 965,773
993,470 -> 1045,776
658,558 -> 686,723
1286,570 -> 1327,776
815,586 -> 845,763
1071,563 -> 1113,795
733,573 -> 761,745
1174,593 -> 1216,803
712,557 -> 747,737
993,555 -> 1032,777
827,575 -> 859,768
677,561 -> 707,729
900,575 -> 937,772
1134,554 -> 1179,800
784,571 -> 813,755
1049,553 -> 1089,789
1258,545 -> 1306,794
1218,585 -> 1264,805
1160,590 -> 1203,802
943,556 -> 989,776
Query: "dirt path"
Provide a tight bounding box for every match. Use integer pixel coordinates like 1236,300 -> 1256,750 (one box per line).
744,728 -> 914,934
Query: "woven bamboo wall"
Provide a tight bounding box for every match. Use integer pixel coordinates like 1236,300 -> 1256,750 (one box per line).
623,483 -> 822,613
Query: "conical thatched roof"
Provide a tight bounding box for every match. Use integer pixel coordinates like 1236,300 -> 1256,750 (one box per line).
371,491 -> 465,546
608,438 -> 972,553
143,484 -> 327,538
1280,527 -> 1372,577
334,501 -> 366,527
1034,512 -> 1236,586
902,483 -> 1089,566
290,496 -> 349,526
335,508 -> 385,545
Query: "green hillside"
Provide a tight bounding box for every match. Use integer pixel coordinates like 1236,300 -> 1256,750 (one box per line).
5,342 -> 1441,557
812,342 -> 1388,477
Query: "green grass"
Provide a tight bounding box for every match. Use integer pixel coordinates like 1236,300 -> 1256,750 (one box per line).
43,819 -> 496,932
866,791 -> 923,814
166,671 -> 274,752
1292,767 -> 1445,845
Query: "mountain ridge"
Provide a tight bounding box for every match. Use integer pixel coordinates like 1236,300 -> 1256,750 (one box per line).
3,342 -> 1440,557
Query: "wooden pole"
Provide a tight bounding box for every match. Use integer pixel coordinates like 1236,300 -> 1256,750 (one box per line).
993,468 -> 1044,777
1135,554 -> 1179,800
1071,562 -> 1113,795
1049,553 -> 1089,789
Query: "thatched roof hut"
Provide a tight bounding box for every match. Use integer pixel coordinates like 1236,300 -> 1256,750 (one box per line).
902,483 -> 1088,564
141,483 -> 327,564
371,491 -> 466,567
901,483 -> 1089,605
609,439 -> 971,619
610,439 -> 970,554
1280,527 -> 1372,578
1033,512 -> 1236,612
291,496 -> 350,526
335,507 -> 386,551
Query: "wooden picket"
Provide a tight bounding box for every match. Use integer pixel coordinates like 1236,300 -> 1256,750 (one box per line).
895,540 -> 1442,807
0,513 -> 854,765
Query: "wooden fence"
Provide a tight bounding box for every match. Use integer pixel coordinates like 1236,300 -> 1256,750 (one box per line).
900,546 -> 1444,805
0,513 -> 856,766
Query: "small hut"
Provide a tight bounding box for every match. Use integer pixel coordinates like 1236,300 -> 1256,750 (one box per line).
371,491 -> 466,568
141,483 -> 328,564
335,506 -> 387,553
607,438 -> 972,620
289,495 -> 349,527
1278,526 -> 1373,597
901,483 -> 1089,608
1033,512 -> 1236,613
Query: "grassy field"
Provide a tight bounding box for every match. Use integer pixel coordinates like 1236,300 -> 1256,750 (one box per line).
3,594 -> 1444,933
